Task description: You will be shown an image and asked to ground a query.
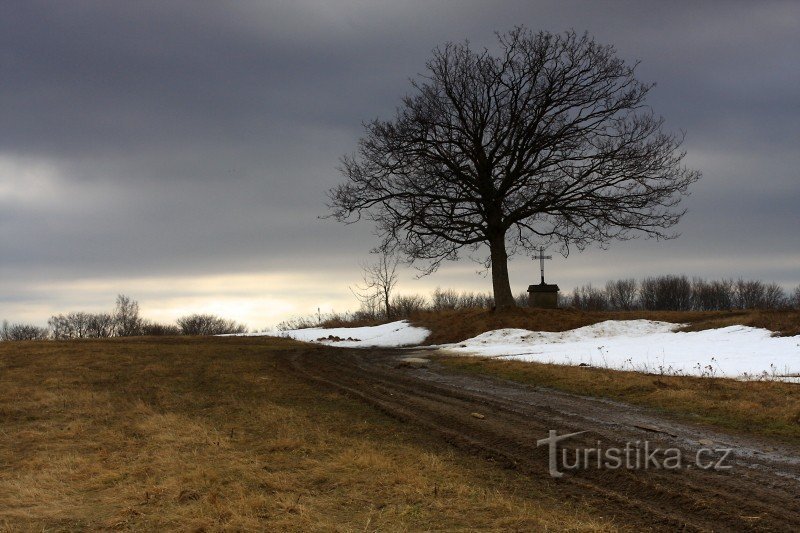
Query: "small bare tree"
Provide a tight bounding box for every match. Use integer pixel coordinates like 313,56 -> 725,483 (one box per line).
352,253 -> 400,320
114,294 -> 142,337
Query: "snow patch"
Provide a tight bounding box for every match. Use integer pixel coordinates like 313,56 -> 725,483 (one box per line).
440,320 -> 800,379
238,320 -> 430,348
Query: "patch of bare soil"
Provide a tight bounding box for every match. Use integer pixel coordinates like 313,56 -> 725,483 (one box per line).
283,347 -> 800,532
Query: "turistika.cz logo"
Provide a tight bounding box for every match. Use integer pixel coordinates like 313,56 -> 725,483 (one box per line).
536,430 -> 734,478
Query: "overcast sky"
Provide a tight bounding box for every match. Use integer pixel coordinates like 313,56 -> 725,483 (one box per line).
1,0 -> 798,328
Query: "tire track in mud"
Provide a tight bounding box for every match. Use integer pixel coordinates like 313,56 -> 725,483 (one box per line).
282,347 -> 800,532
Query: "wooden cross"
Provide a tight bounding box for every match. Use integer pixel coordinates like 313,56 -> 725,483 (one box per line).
532,246 -> 552,285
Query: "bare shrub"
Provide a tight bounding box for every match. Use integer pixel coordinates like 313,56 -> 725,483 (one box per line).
605,279 -> 638,310
763,283 -> 788,310
557,293 -> 573,308
432,287 -> 461,311
640,275 -> 692,311
793,285 -> 800,310
49,312 -> 91,339
570,284 -> 608,311
49,312 -> 117,339
177,314 -> 247,336
391,294 -> 428,318
86,313 -> 115,338
734,279 -> 766,309
1,320 -> 49,341
277,315 -> 322,331
140,321 -> 182,336
692,278 -> 734,311
458,291 -> 494,309
431,288 -> 493,310
515,292 -> 529,307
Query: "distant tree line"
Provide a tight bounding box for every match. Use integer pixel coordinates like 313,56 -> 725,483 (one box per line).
278,277 -> 800,330
0,294 -> 247,341
568,276 -> 800,312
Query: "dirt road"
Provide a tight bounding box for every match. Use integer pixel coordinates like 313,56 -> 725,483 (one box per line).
282,347 -> 800,532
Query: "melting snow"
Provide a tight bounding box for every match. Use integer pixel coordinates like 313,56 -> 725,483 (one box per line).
439,320 -> 800,379
240,320 -> 430,348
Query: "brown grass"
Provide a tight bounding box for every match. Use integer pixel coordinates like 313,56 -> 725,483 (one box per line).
439,356 -> 800,443
410,308 -> 800,345
0,336 -> 616,532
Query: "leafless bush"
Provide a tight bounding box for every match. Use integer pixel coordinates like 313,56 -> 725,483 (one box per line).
557,293 -> 573,308
86,313 -> 115,338
49,312 -> 91,339
606,279 -> 638,310
391,294 -> 428,318
1,320 -> 49,341
570,284 -> 609,311
431,287 -> 461,311
455,291 -> 492,309
276,315 -> 322,331
48,311 -> 117,339
691,278 -> 734,311
431,288 -> 493,310
733,279 -> 766,309
793,285 -> 800,310
763,282 -> 788,310
515,292 -> 529,307
140,320 -> 182,336
640,275 -> 692,311
177,314 -> 247,336
732,279 -> 786,309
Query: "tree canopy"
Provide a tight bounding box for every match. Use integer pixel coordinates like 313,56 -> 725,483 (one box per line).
329,28 -> 701,309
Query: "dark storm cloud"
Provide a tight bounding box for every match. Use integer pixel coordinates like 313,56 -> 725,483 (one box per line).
1,0 -> 798,321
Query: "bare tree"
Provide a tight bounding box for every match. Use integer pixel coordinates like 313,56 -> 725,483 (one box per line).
114,294 -> 142,336
606,278 -> 638,310
692,278 -> 734,311
329,28 -> 700,309
763,283 -> 788,310
734,279 -> 766,309
48,312 -> 91,339
352,253 -> 400,319
570,284 -> 608,311
640,275 -> 692,311
86,313 -> 115,338
140,320 -> 182,336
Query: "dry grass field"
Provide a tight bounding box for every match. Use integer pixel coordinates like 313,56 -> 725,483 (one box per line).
0,336 -> 616,532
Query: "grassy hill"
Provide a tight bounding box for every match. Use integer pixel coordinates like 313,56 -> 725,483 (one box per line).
0,336 -> 613,531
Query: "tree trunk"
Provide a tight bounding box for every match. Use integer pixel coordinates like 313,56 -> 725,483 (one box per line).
489,234 -> 516,311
